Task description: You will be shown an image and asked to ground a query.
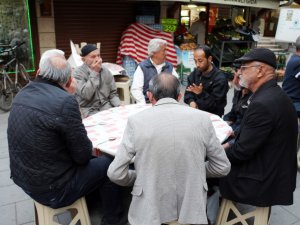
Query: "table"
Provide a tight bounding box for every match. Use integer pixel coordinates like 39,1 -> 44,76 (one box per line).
83,104 -> 233,156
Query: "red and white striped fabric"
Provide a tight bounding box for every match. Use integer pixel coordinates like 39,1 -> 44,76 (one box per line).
116,23 -> 177,67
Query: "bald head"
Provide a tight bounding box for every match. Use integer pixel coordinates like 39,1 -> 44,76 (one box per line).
148,73 -> 181,101
39,49 -> 72,85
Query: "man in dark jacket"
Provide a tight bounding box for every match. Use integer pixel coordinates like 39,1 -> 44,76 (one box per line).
223,63 -> 252,135
7,49 -> 127,225
220,48 -> 298,209
282,35 -> 300,118
184,45 -> 229,117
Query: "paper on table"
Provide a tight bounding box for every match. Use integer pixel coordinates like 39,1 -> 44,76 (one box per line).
90,132 -> 109,147
83,119 -> 106,127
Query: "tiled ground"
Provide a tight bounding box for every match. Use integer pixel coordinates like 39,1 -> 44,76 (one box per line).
0,86 -> 299,225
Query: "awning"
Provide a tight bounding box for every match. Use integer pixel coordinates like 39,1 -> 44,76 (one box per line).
132,0 -> 280,9
192,0 -> 279,9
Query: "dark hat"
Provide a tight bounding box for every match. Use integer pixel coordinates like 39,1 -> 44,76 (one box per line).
295,36 -> 300,48
235,48 -> 277,69
80,44 -> 98,57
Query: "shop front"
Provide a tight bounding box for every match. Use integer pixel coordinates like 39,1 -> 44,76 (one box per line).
0,0 -> 284,74
0,0 -> 35,73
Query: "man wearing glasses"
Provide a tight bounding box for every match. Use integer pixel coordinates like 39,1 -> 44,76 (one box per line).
220,48 -> 298,214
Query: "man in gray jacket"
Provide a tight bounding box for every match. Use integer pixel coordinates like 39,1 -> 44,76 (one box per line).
108,73 -> 231,225
74,44 -> 120,118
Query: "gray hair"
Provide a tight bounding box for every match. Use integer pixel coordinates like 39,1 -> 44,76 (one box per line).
148,38 -> 167,57
148,72 -> 181,101
39,49 -> 72,85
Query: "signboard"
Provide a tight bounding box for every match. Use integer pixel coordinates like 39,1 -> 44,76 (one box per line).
193,0 -> 279,9
275,8 -> 300,43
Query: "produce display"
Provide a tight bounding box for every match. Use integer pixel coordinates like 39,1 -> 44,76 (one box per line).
179,42 -> 197,50
234,15 -> 246,26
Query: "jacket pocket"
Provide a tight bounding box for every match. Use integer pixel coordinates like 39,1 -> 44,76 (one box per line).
131,185 -> 143,196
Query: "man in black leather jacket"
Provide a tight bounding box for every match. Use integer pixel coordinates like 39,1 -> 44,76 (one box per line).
7,49 -> 127,225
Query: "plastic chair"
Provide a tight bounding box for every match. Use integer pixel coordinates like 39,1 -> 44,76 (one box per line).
115,79 -> 131,105
165,222 -> 189,225
216,198 -> 270,225
34,197 -> 91,225
112,74 -> 131,105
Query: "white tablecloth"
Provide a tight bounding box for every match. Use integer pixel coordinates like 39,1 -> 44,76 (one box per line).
83,104 -> 232,156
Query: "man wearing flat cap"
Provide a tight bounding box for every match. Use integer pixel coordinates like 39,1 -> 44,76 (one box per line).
73,44 -> 120,118
220,48 -> 298,213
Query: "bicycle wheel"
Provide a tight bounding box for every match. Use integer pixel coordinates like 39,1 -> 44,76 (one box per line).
16,63 -> 30,85
0,76 -> 14,111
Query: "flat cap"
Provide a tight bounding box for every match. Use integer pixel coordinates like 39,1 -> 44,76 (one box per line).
235,48 -> 277,69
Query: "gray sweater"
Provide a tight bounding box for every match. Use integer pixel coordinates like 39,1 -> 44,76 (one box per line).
73,64 -> 120,117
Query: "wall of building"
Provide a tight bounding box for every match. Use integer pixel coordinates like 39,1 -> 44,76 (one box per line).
35,0 -> 56,55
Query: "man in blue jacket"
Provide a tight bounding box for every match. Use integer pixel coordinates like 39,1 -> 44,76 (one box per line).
282,35 -> 300,118
7,49 -> 127,225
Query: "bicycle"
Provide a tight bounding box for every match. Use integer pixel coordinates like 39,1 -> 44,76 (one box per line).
0,42 -> 31,111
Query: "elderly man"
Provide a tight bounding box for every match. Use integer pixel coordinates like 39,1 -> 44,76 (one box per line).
108,73 -> 231,225
220,48 -> 298,212
73,44 -> 120,118
184,45 -> 229,117
7,50 -> 126,225
131,38 -> 178,104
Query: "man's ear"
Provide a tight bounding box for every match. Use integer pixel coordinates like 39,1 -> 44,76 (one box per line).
208,55 -> 213,63
257,65 -> 264,78
147,91 -> 153,102
81,57 -> 85,63
177,93 -> 182,102
36,69 -> 40,77
65,76 -> 72,88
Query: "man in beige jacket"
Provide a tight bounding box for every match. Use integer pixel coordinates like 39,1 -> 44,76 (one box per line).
108,73 -> 231,225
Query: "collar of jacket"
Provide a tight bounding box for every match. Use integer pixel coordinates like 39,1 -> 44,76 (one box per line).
35,75 -> 66,91
248,79 -> 277,104
155,97 -> 178,106
144,57 -> 166,69
197,65 -> 217,79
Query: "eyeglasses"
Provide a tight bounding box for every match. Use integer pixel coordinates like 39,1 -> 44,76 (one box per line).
240,65 -> 261,72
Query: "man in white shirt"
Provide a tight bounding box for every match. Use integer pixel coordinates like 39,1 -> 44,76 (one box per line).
131,38 -> 178,104
189,11 -> 207,45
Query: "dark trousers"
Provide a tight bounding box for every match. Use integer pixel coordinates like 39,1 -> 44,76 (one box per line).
27,155 -> 123,223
